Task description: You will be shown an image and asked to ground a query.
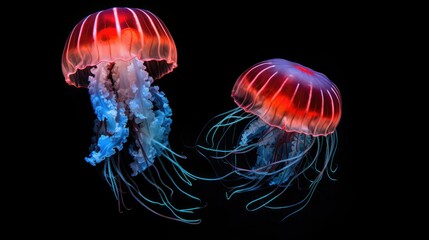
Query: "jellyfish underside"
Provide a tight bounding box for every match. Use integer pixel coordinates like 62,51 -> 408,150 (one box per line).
199,107 -> 338,220
78,57 -> 201,224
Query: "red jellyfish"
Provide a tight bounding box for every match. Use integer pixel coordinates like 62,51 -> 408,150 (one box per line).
199,58 -> 342,220
62,7 -> 201,224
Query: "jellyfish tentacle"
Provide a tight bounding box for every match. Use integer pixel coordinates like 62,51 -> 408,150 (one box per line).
122,59 -> 177,175
84,58 -> 202,223
325,132 -> 339,180
199,107 -> 336,218
149,84 -> 204,201
236,131 -> 315,211
85,63 -> 130,166
104,156 -> 201,225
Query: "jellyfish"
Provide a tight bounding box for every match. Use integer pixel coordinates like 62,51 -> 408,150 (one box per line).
62,7 -> 201,224
198,58 -> 342,220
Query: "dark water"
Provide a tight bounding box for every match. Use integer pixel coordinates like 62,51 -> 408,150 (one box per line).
11,1 -> 375,239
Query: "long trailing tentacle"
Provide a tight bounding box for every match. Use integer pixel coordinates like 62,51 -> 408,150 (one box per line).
87,58 -> 203,224
196,106 -> 338,220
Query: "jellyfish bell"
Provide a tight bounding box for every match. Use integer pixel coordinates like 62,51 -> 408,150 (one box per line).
232,58 -> 341,136
62,7 -> 201,224
199,58 -> 342,220
62,7 -> 177,87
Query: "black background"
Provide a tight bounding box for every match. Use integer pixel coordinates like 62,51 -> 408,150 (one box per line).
12,0 -> 377,238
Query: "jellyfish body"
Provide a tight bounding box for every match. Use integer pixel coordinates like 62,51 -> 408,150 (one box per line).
199,58 -> 342,220
62,7 -> 201,224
